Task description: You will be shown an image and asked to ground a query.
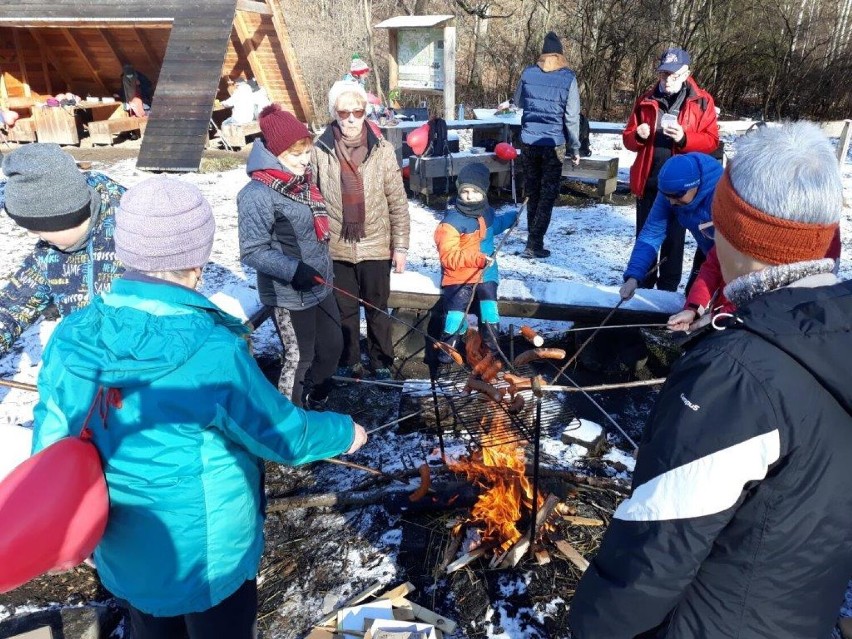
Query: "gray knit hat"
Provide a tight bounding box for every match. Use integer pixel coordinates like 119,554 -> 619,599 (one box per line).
2,143 -> 91,232
115,176 -> 215,272
457,163 -> 491,197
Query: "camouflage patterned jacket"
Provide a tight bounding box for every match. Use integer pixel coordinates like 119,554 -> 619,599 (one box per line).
0,172 -> 126,358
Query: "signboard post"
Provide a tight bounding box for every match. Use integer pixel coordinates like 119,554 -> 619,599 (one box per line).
376,15 -> 456,121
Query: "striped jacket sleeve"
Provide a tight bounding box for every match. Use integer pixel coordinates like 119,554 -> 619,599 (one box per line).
568,340 -> 782,638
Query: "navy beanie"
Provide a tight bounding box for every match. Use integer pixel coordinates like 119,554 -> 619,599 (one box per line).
658,155 -> 701,196
457,163 -> 490,197
542,32 -> 563,55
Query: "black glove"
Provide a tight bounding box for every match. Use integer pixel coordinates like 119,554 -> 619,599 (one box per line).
290,262 -> 323,292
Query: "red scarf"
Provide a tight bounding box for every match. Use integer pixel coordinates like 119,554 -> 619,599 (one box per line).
251,167 -> 330,242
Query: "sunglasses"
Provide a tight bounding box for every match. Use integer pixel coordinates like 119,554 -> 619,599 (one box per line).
336,109 -> 366,119
698,221 -> 715,240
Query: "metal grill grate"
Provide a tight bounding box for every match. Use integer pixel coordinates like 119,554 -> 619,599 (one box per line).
427,364 -> 574,448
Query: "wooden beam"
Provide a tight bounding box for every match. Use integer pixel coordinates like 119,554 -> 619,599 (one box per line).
0,20 -> 172,29
98,28 -> 126,71
387,28 -> 399,95
12,29 -> 32,97
134,28 -> 164,82
60,28 -> 110,95
232,12 -> 273,95
27,29 -> 76,91
236,0 -> 273,15
35,29 -> 53,96
266,0 -> 315,123
0,73 -> 8,103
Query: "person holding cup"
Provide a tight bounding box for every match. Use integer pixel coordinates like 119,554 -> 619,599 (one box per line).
622,47 -> 719,292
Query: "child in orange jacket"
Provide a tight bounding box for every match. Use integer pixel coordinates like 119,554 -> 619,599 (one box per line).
434,163 -> 518,362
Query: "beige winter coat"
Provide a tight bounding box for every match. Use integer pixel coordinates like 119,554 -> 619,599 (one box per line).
312,124 -> 410,263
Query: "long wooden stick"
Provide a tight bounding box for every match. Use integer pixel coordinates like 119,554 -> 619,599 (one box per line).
536,378 -> 666,393
0,378 -> 37,392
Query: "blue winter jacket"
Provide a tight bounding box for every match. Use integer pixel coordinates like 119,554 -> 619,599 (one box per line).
32,277 -> 355,616
623,153 -> 724,283
514,55 -> 581,154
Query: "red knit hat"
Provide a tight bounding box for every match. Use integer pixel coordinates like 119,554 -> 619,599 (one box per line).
258,104 -> 311,156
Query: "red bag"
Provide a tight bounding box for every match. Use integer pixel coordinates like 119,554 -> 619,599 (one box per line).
0,389 -> 114,593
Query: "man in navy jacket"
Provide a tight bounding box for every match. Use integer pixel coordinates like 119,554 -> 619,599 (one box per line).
514,31 -> 581,259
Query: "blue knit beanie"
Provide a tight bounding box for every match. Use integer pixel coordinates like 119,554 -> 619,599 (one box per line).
658,154 -> 701,196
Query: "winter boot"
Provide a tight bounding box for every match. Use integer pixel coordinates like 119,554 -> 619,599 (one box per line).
481,323 -> 501,355
437,332 -> 461,365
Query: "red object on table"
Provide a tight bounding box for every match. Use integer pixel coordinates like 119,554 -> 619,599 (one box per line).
495,142 -> 518,161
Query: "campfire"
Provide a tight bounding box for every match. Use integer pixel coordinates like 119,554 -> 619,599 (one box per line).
449,410 -> 543,555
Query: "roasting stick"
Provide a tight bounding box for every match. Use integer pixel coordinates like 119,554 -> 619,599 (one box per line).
0,378 -> 37,392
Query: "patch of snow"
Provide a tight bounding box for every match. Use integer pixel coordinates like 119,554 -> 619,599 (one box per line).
562,418 -> 604,444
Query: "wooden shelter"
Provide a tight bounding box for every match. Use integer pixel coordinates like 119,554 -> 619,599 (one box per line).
0,0 -> 314,171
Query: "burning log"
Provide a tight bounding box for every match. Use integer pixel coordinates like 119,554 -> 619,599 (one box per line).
490,494 -> 560,569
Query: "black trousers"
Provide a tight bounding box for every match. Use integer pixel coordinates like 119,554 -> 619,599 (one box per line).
523,144 -> 564,250
333,259 -> 394,370
272,293 -> 342,406
128,579 -> 257,639
635,188 -> 686,291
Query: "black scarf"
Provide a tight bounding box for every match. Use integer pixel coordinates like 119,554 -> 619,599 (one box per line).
456,199 -> 488,219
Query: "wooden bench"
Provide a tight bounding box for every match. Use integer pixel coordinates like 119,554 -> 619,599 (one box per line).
4,117 -> 37,143
220,121 -> 261,149
562,155 -> 619,200
88,117 -> 147,146
408,152 -> 619,201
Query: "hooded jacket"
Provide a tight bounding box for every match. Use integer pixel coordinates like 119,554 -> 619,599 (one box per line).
569,277 -> 852,638
514,53 -> 581,154
623,77 -> 719,197
312,124 -> 410,264
623,152 -> 723,283
32,277 -> 355,616
238,139 -> 333,309
0,172 -> 125,358
434,206 -> 518,286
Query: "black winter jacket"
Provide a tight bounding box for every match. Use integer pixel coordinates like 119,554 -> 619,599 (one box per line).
569,279 -> 852,638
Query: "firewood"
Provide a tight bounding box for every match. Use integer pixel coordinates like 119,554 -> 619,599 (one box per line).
493,494 -> 560,569
445,546 -> 487,573
535,549 -> 551,565
267,482 -> 471,512
554,539 -> 589,572
315,582 -> 386,628
561,515 -> 604,527
391,597 -> 458,634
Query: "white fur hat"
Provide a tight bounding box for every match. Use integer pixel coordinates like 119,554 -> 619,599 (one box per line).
327,80 -> 368,119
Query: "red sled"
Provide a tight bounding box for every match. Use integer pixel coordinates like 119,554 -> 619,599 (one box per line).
0,433 -> 108,593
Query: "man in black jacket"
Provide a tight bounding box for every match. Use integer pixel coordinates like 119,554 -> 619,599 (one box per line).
569,122 -> 852,638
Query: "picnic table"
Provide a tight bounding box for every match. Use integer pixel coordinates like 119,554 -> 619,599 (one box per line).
379,118 -> 514,164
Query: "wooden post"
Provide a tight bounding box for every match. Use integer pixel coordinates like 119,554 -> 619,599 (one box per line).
442,22 -> 456,121
387,29 -> 399,100
836,119 -> 852,165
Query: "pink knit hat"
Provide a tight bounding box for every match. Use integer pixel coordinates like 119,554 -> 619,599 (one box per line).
115,176 -> 215,272
258,104 -> 311,156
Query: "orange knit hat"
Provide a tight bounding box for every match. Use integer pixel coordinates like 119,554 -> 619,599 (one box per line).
711,169 -> 838,265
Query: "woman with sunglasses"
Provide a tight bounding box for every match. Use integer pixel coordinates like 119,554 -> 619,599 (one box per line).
312,80 -> 410,381
622,47 -> 720,292
619,152 -> 723,302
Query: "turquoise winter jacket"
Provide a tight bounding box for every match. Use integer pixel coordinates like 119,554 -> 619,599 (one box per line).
31,277 -> 355,616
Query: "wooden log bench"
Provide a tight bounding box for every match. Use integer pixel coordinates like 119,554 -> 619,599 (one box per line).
88,117 -> 147,146
408,152 -> 619,202
220,121 -> 261,149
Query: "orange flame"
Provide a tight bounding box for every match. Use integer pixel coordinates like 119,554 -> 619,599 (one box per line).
450,410 -> 539,552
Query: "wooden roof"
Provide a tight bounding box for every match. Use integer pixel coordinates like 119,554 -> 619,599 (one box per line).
0,0 -> 314,172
